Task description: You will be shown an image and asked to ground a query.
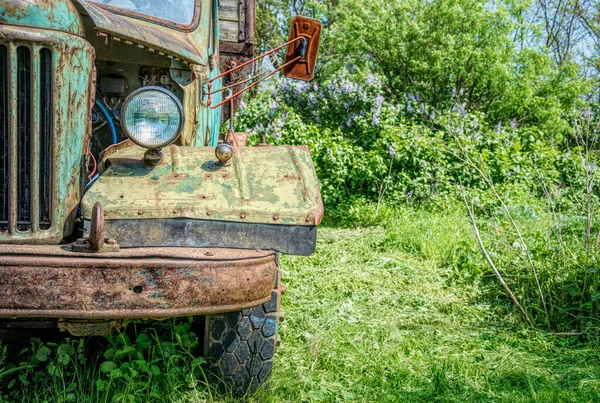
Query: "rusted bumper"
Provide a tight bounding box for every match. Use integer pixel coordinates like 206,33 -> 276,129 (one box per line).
0,245 -> 276,319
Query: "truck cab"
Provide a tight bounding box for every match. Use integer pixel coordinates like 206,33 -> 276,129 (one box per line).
0,0 -> 322,393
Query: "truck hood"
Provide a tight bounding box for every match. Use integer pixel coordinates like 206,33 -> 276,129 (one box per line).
73,0 -> 206,65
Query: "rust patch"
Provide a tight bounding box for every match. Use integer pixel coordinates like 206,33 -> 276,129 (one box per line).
0,246 -> 276,319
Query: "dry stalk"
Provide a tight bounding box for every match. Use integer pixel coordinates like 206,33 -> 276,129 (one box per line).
460,185 -> 533,326
448,122 -> 549,321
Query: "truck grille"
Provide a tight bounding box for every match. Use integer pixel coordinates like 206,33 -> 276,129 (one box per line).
0,45 -> 53,233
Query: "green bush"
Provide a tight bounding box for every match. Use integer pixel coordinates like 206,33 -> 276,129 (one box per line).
236,71 -> 570,206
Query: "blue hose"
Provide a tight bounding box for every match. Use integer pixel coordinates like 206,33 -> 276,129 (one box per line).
94,99 -> 118,144
84,173 -> 99,194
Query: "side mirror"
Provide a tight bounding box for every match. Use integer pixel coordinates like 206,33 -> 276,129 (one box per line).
283,16 -> 322,81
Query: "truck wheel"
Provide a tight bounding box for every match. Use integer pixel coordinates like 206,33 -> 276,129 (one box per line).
205,271 -> 282,395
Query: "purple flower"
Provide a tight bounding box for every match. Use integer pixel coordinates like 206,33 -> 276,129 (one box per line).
510,118 -> 518,129
375,95 -> 385,106
366,73 -> 378,86
341,83 -> 353,94
295,81 -> 308,96
496,121 -> 502,134
452,102 -> 466,117
587,162 -> 596,173
388,145 -> 396,156
372,115 -> 380,127
308,94 -> 317,107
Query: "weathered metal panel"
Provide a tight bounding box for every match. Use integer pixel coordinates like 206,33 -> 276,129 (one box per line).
84,218 -> 317,255
0,245 -> 276,319
82,142 -> 323,226
218,0 -> 255,55
0,0 -> 84,36
0,25 -> 94,244
74,0 -> 209,66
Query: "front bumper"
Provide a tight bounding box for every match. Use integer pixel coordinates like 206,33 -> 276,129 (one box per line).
0,245 -> 276,319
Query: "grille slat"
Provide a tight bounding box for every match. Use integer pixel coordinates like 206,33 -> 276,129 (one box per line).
0,45 -> 53,234
8,43 -> 18,234
0,46 -> 8,231
16,46 -> 32,232
39,49 -> 52,230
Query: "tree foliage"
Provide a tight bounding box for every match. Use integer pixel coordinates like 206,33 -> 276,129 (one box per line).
327,0 -> 587,130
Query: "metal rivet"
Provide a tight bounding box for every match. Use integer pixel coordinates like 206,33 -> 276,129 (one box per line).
107,238 -> 117,246
273,215 -> 279,221
204,251 -> 215,256
207,211 -> 213,216
138,210 -> 143,215
303,23 -> 309,29
240,213 -> 246,219
173,209 -> 178,214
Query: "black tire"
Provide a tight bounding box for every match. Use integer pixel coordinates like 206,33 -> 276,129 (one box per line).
205,270 -> 282,395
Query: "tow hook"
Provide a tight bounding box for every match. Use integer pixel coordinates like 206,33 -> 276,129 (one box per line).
71,202 -> 120,253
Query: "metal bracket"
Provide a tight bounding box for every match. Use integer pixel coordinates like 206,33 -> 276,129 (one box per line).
71,202 -> 120,253
58,319 -> 122,337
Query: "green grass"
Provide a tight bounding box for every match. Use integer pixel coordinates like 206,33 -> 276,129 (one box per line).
2,204 -> 600,402
267,211 -> 600,402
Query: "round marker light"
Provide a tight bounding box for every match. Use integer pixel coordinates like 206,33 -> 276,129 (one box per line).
215,143 -> 233,166
120,87 -> 184,149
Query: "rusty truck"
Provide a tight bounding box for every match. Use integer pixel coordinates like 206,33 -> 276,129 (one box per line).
0,0 -> 322,393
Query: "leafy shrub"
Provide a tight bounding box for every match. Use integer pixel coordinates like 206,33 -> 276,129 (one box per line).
0,320 -> 207,402
236,70 -> 569,207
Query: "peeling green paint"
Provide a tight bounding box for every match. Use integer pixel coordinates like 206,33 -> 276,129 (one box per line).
0,0 -> 84,36
82,143 -> 323,225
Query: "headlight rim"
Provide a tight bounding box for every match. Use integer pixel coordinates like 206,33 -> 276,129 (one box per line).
120,86 -> 184,150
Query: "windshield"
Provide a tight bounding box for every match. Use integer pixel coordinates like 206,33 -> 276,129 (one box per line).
89,0 -> 197,26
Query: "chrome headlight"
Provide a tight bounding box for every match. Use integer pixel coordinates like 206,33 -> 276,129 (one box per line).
120,87 -> 184,149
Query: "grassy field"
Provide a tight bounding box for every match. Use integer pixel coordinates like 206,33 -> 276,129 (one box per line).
266,207 -> 600,402
2,204 -> 600,402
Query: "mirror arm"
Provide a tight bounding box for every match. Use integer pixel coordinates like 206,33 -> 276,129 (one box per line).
207,53 -> 303,110
206,36 -> 308,109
